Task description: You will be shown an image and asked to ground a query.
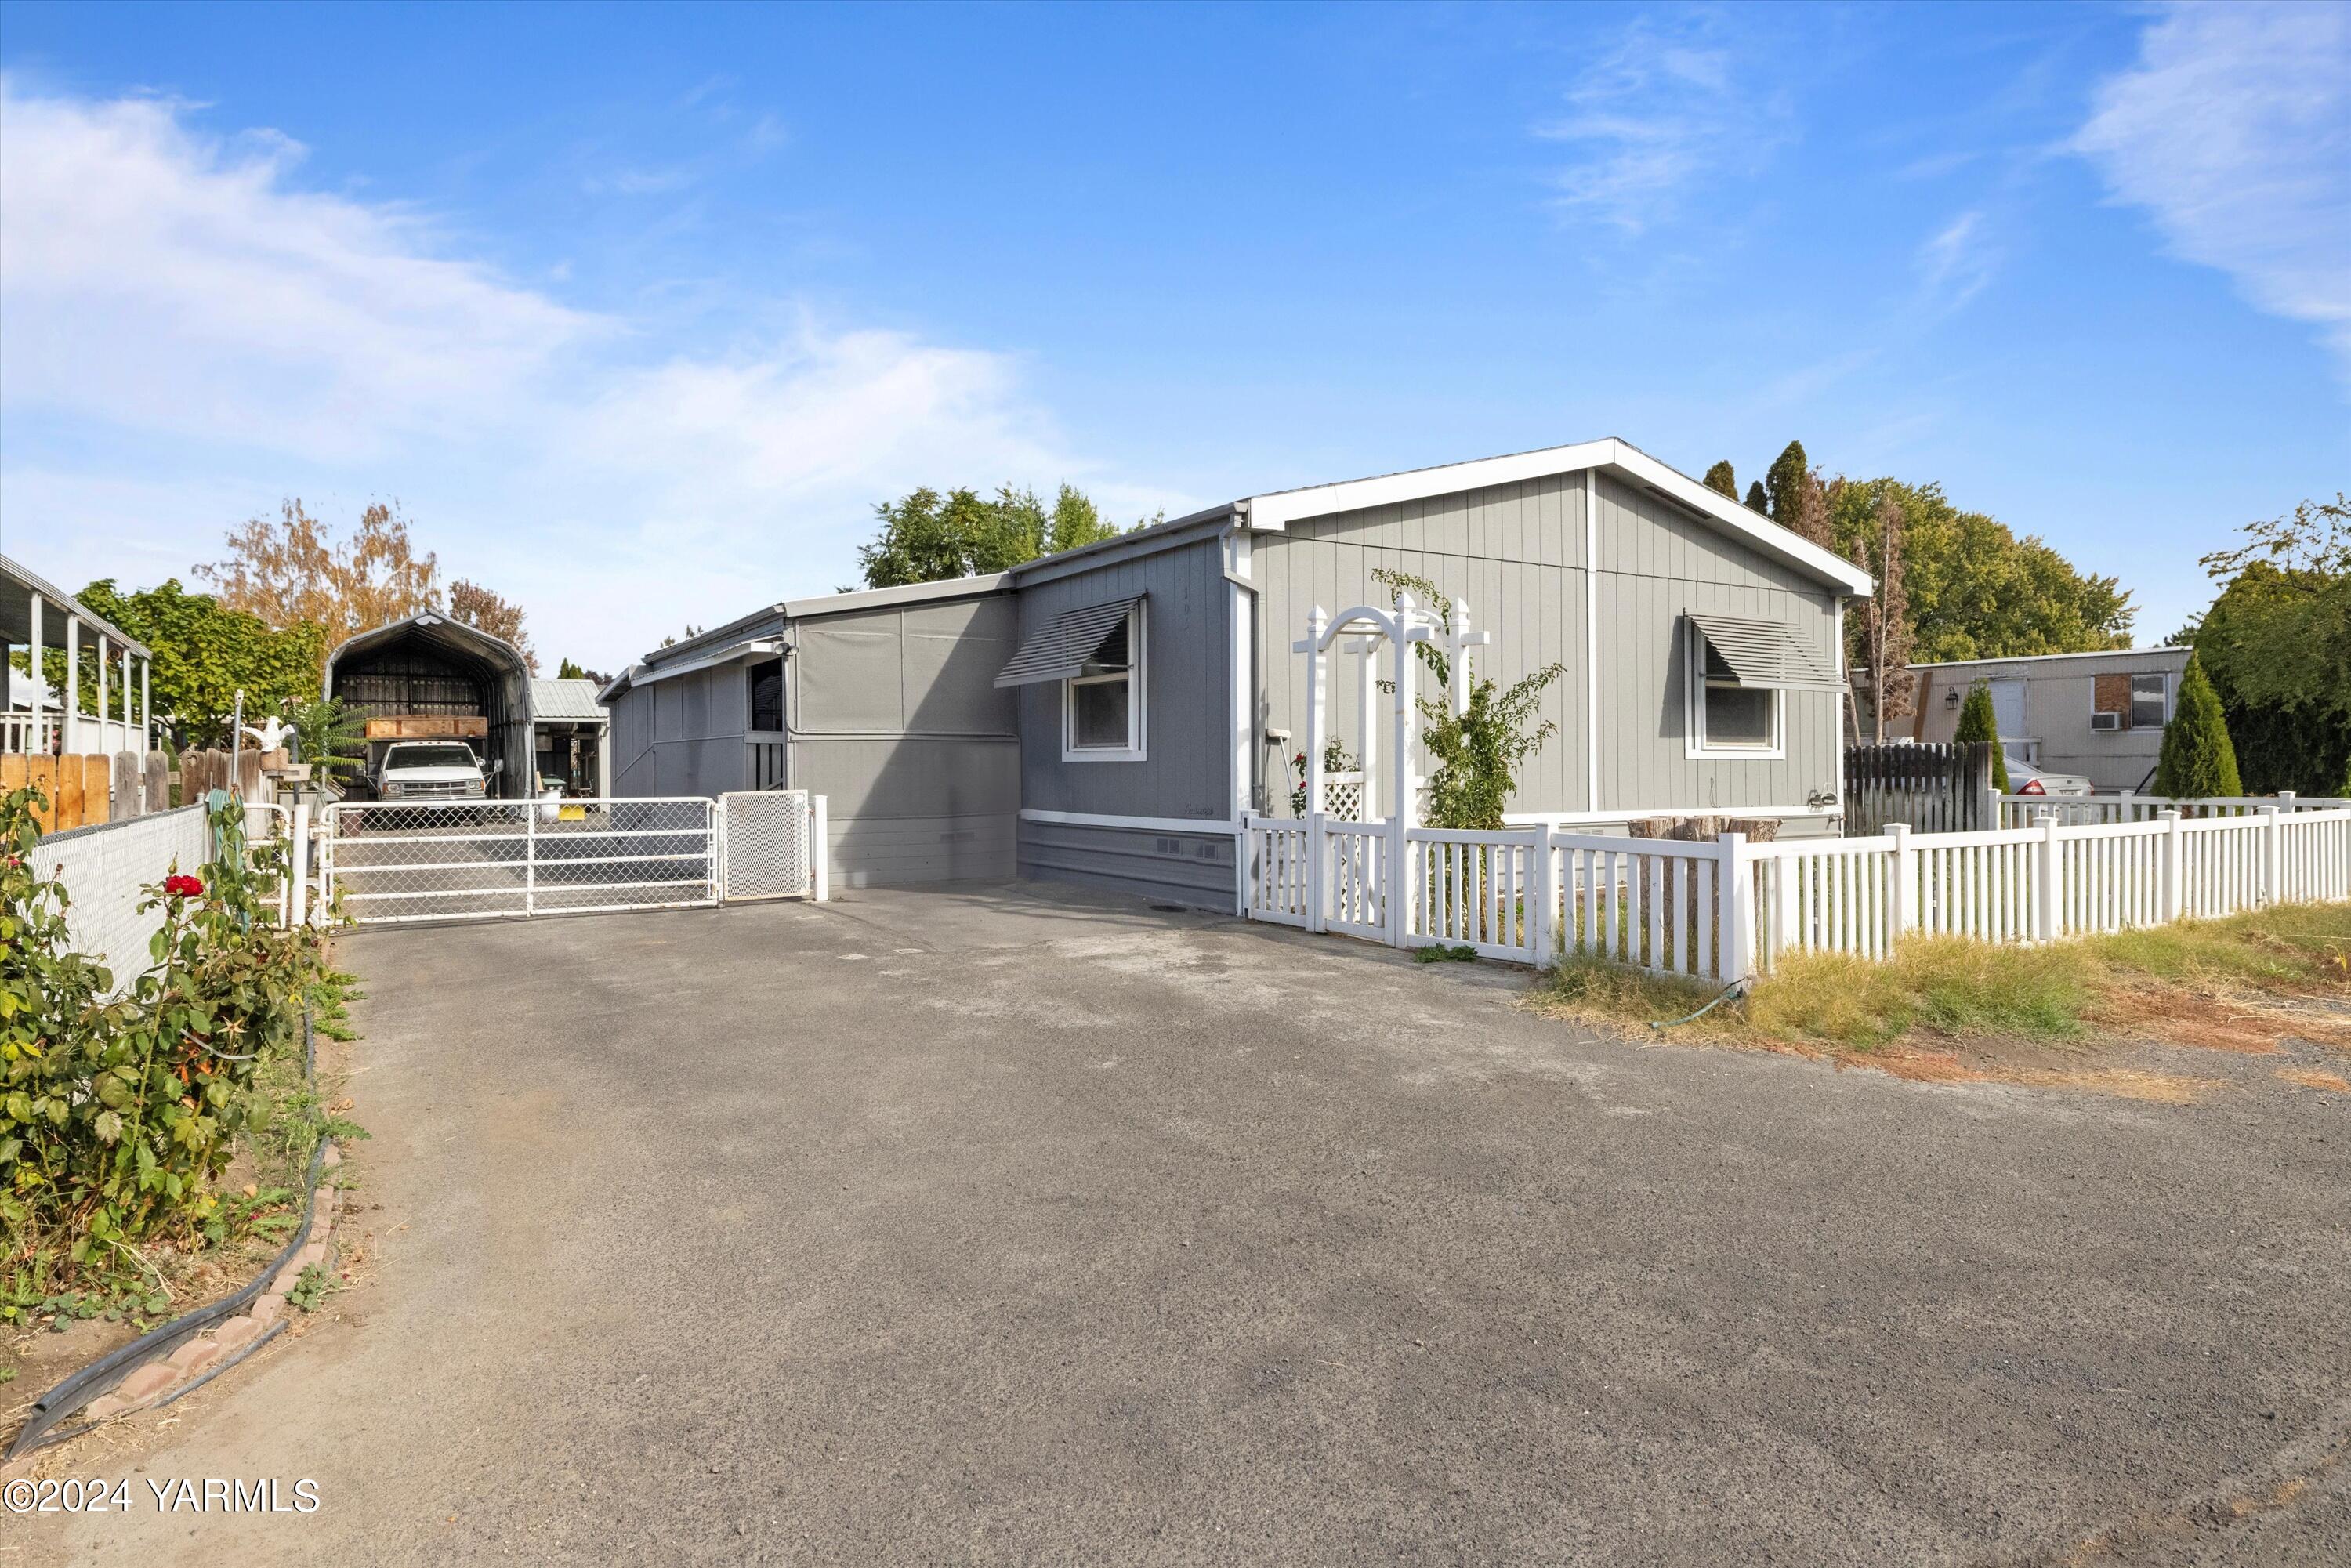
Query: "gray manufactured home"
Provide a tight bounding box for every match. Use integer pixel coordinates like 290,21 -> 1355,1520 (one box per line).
600,439 -> 1873,905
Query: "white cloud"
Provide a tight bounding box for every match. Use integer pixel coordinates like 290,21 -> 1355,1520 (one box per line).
0,85 -> 595,459
1534,16 -> 1786,235
1915,208 -> 1997,314
0,81 -> 1131,668
2073,2 -> 2351,374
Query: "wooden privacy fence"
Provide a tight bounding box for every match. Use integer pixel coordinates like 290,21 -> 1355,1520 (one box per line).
1845,741 -> 1995,834
1242,805 -> 2351,983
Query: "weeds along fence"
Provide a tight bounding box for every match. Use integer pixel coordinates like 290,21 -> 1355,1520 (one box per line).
1242,805 -> 2351,983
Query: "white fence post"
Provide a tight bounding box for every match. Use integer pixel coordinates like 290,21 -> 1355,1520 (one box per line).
1306,812 -> 1327,933
1531,830 -> 1556,966
289,799 -> 310,929
1719,832 -> 1752,983
2259,804 -> 2280,907
2036,813 -> 2062,941
2159,809 -> 2183,922
523,798 -> 537,916
1772,849 -> 1799,961
1885,823 -> 1913,939
1234,813 -> 1254,917
810,794 -> 829,902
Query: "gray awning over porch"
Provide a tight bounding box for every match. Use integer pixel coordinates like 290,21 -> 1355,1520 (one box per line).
994,596 -> 1142,688
1686,611 -> 1845,692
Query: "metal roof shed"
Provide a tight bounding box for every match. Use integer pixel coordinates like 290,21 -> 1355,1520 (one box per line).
326,614 -> 534,798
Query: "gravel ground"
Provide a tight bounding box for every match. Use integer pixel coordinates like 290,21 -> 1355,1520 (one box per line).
21,881 -> 2349,1565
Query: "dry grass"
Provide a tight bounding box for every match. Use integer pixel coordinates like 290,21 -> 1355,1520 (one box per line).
2274,1066 -> 2351,1093
1526,901 -> 2351,1099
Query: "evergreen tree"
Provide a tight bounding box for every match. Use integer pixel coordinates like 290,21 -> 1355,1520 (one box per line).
2153,654 -> 2243,798
1744,480 -> 1767,512
1702,460 -> 1737,499
1764,440 -> 1809,523
1953,681 -> 2009,792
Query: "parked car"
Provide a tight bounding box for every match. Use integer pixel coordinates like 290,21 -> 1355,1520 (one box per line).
2006,756 -> 2092,797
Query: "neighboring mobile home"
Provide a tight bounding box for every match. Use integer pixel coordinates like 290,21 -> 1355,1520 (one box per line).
600,439 -> 1873,904
1907,646 -> 2190,793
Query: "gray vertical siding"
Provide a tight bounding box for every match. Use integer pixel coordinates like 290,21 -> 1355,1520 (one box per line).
607,661 -> 754,797
1251,473 -> 1593,816
1250,470 -> 1846,820
790,592 -> 1022,887
1016,537 -> 1233,821
1592,476 -> 1843,813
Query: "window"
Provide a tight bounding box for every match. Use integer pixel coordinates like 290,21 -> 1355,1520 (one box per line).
747,658 -> 784,733
2128,673 -> 2168,730
1686,625 -> 1782,757
1063,607 -> 1144,760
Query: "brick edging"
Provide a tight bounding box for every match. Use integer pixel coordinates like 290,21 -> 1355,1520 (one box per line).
73,1144 -> 344,1428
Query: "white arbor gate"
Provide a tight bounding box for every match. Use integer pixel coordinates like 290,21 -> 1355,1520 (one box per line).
320,792 -> 828,924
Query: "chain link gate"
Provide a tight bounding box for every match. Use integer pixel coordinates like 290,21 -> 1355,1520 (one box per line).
720,790 -> 827,902
320,797 -> 720,924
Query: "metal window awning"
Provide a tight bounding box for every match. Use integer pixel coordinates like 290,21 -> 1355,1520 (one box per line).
1686,612 -> 1846,691
994,596 -> 1142,688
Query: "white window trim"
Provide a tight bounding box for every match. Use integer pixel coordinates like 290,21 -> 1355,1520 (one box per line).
1683,621 -> 1786,761
1061,605 -> 1147,762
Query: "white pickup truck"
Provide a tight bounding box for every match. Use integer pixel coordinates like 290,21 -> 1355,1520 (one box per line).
370,741 -> 497,802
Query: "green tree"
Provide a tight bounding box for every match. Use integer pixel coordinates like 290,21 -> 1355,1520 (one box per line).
1764,440 -> 1809,524
2185,495 -> 2350,795
2153,654 -> 2242,798
1824,477 -> 2132,662
858,482 -> 1135,588
60,579 -> 326,748
1744,480 -> 1767,512
1953,682 -> 2010,793
1702,460 -> 1738,500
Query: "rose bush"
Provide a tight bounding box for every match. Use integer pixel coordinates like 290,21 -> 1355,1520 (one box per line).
2,787 -> 334,1287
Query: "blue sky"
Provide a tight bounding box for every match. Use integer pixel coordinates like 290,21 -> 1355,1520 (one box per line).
2,1 -> 2345,670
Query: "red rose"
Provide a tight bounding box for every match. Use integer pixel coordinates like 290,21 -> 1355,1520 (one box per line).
163,874 -> 205,898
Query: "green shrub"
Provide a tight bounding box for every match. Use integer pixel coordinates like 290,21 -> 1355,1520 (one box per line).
2154,652 -> 2244,798
1953,682 -> 2009,793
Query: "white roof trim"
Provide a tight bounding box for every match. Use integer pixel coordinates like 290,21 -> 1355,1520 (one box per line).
1911,646 -> 2183,671
628,638 -> 784,687
1240,437 -> 1874,598
781,573 -> 1012,621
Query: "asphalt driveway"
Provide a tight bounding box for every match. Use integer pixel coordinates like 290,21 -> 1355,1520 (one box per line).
27,881 -> 2350,1564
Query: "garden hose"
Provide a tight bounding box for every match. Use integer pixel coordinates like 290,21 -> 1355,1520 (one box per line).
1649,979 -> 1748,1031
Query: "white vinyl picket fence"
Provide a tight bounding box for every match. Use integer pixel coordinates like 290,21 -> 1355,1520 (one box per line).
1242,804 -> 2351,983
1997,791 -> 2346,828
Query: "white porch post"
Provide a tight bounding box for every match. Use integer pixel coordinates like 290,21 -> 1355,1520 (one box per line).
25,592 -> 42,750
96,632 -> 109,748
64,614 -> 80,755
121,643 -> 132,750
141,658 -> 152,751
